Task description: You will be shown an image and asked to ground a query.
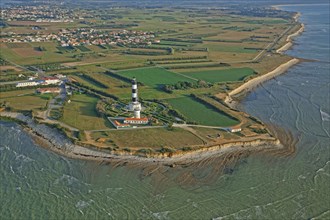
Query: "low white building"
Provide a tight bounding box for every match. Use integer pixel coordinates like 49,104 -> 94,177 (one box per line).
16,81 -> 39,87
124,117 -> 149,125
229,126 -> 242,133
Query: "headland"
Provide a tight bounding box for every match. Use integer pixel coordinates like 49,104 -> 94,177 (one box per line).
0,4 -> 305,164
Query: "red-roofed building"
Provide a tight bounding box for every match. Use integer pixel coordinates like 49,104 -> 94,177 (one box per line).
229,125 -> 242,133
36,87 -> 61,94
124,117 -> 149,125
113,120 -> 130,129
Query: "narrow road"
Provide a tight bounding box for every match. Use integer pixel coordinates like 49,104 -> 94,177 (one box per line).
173,123 -> 228,130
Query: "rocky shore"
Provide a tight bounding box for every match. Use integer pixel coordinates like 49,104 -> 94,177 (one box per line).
0,111 -> 283,164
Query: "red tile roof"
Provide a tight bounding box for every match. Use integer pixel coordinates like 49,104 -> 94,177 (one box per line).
114,120 -> 129,126
124,117 -> 148,121
37,87 -> 60,92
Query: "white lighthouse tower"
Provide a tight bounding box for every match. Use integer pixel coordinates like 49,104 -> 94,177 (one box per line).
128,77 -> 141,118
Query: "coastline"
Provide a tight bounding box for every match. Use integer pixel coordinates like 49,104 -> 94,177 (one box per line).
276,23 -> 305,54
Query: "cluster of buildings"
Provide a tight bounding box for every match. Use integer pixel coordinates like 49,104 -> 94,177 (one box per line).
57,29 -> 155,47
1,28 -> 156,47
16,76 -> 61,88
0,6 -> 81,22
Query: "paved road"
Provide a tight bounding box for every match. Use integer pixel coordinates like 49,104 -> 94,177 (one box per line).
0,79 -> 31,85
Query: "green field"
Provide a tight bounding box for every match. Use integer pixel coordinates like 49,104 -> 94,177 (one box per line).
117,67 -> 195,88
0,91 -> 49,111
60,94 -> 111,130
75,45 -> 91,52
180,67 -> 255,83
167,96 -> 239,127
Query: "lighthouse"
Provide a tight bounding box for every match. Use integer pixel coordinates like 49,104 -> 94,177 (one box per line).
128,77 -> 141,117
131,77 -> 138,103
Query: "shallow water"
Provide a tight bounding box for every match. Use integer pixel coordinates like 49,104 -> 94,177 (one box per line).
1,4 -> 329,220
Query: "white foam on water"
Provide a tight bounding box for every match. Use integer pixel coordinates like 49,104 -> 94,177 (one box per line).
54,174 -> 79,185
75,200 -> 91,209
9,165 -> 15,174
15,154 -> 34,163
320,109 -> 330,121
152,211 -> 170,220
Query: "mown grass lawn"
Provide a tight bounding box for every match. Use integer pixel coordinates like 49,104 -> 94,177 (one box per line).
179,67 -> 255,83
167,96 -> 239,127
60,94 -> 111,130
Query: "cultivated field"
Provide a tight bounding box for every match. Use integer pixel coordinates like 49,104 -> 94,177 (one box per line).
166,96 -> 239,127
118,67 -> 195,88
179,67 -> 256,83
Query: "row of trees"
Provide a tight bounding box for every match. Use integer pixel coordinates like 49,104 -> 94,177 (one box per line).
164,62 -> 230,70
80,73 -> 109,89
124,49 -> 169,56
147,55 -> 207,62
162,80 -> 212,93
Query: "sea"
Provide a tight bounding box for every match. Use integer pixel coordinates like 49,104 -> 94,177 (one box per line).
1,4 -> 329,220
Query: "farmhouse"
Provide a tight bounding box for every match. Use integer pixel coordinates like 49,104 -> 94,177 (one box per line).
124,117 -> 149,125
36,87 -> 61,94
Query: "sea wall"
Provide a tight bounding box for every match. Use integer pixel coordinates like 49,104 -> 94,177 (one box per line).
225,58 -> 300,108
